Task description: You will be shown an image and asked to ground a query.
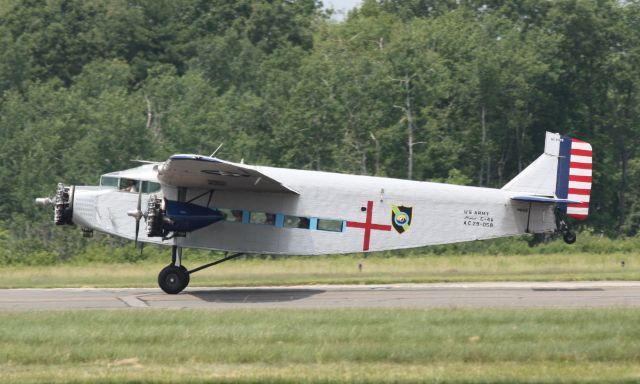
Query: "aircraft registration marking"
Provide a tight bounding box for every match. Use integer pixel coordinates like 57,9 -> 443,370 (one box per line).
347,200 -> 391,251
463,209 -> 494,228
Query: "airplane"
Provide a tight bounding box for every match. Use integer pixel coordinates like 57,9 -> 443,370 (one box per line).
35,131 -> 592,294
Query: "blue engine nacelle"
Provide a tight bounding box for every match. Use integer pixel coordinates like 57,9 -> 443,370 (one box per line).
146,196 -> 225,237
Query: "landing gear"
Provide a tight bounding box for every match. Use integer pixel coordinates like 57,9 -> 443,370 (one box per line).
157,245 -> 245,294
158,265 -> 190,294
562,230 -> 577,244
556,208 -> 577,245
158,246 -> 190,294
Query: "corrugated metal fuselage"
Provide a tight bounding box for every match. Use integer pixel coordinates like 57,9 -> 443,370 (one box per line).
72,166 -> 557,255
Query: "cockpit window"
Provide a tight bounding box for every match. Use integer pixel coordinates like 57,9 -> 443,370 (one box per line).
100,176 -> 119,188
119,178 -> 139,192
141,181 -> 161,193
118,179 -> 161,193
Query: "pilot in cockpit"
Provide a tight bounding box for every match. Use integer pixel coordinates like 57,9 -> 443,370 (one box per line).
121,179 -> 137,193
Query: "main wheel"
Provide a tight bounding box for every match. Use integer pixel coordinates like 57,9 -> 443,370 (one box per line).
563,231 -> 577,244
158,265 -> 190,294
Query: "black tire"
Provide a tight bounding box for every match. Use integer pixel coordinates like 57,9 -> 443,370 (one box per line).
158,265 -> 190,294
563,231 -> 577,245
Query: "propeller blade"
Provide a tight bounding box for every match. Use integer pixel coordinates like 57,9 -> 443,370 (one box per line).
135,219 -> 140,247
137,186 -> 142,211
134,187 -> 142,247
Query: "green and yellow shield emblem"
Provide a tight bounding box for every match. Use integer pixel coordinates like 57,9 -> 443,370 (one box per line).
391,205 -> 412,234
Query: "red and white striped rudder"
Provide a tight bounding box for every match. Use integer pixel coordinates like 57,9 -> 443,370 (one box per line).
556,136 -> 592,220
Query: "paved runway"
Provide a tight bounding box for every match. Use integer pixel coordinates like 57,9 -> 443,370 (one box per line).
2,282 -> 640,310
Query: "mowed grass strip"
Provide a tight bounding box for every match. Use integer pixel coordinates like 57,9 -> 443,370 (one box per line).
1,309 -> 639,383
0,252 -> 638,288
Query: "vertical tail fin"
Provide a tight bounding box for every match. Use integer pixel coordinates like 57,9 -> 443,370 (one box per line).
503,132 -> 592,221
556,137 -> 592,220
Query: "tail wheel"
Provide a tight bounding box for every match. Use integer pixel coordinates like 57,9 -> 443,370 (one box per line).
158,265 -> 190,294
563,231 -> 577,244
556,207 -> 576,245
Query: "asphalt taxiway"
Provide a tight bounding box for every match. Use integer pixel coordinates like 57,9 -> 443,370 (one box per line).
1,282 -> 640,310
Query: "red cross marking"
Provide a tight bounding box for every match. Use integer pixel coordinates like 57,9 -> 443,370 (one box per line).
346,200 -> 391,251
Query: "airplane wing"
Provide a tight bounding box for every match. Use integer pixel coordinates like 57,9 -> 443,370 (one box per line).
101,164 -> 160,182
157,154 -> 299,194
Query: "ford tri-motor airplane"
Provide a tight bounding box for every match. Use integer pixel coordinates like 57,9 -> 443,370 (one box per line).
35,132 -> 592,294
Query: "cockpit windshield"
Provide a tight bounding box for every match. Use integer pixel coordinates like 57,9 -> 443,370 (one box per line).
118,179 -> 161,193
100,175 -> 160,193
100,176 -> 119,188
99,164 -> 161,193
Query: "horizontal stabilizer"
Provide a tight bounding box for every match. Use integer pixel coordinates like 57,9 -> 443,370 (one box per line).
511,196 -> 580,204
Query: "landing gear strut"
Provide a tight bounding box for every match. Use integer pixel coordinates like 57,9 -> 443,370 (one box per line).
556,208 -> 576,245
157,246 -> 245,294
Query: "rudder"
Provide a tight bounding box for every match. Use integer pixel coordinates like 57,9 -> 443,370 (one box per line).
556,137 -> 592,220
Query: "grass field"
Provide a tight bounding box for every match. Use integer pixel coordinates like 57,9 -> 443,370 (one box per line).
1,308 -> 639,383
0,251 -> 637,288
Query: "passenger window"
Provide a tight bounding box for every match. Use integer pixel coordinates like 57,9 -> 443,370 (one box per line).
250,212 -> 276,225
317,219 -> 344,232
284,215 -> 310,229
220,208 -> 243,222
218,208 -> 231,221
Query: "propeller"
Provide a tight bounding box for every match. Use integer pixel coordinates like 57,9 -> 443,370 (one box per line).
126,186 -> 144,247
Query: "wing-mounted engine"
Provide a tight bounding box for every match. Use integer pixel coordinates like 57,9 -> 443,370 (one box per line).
144,195 -> 226,240
35,183 -> 74,225
146,194 -> 167,238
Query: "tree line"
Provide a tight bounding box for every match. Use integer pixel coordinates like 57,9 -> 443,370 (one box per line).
0,0 -> 639,262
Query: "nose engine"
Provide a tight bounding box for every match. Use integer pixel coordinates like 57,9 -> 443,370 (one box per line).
35,183 -> 74,225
